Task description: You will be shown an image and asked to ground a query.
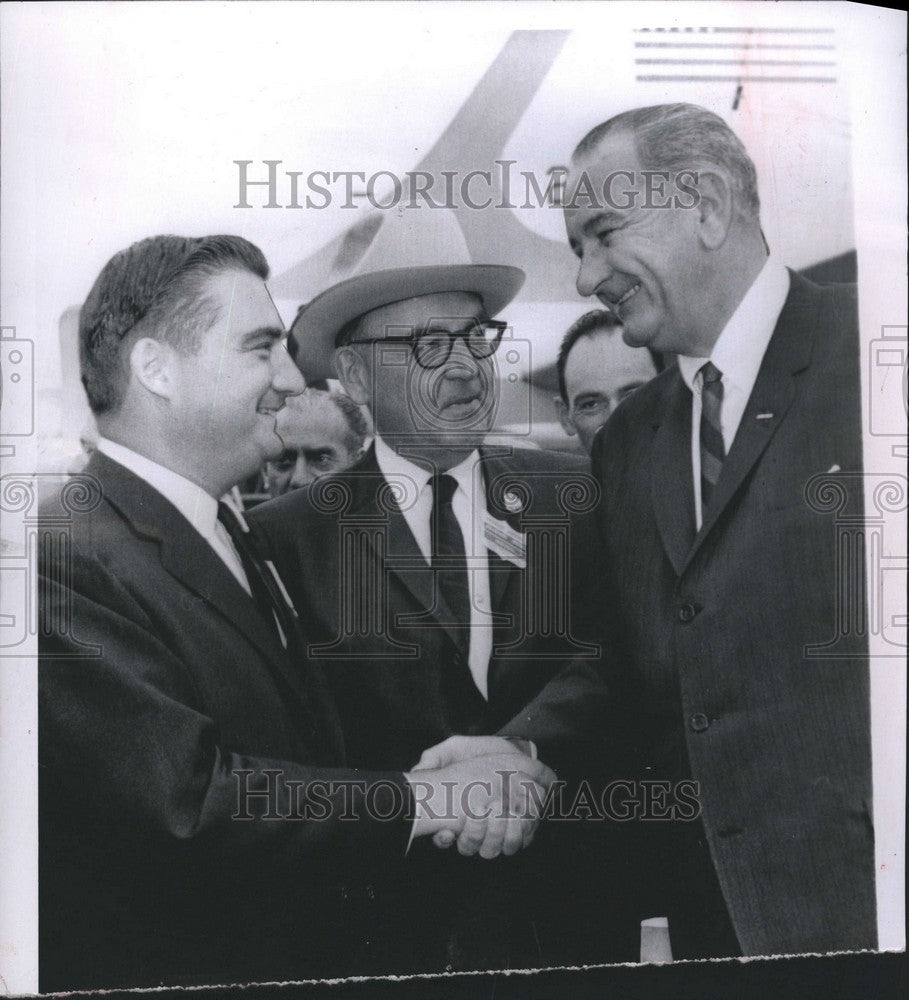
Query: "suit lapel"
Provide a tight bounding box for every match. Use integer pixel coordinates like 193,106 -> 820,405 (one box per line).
347,447 -> 464,651
478,448 -> 524,612
684,272 -> 815,571
91,453 -> 321,723
650,375 -> 698,577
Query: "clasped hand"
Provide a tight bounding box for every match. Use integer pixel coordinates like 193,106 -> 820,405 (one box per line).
405,736 -> 555,859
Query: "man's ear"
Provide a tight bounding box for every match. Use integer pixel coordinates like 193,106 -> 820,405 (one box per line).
553,396 -> 576,437
334,346 -> 370,406
129,337 -> 174,400
693,167 -> 734,250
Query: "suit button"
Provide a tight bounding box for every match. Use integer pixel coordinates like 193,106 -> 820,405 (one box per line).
690,713 -> 710,732
678,604 -> 698,623
452,653 -> 464,668
365,885 -> 376,901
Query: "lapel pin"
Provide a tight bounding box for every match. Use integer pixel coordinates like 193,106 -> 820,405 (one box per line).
755,412 -> 775,421
503,490 -> 523,513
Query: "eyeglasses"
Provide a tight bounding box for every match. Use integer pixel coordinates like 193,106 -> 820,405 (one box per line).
344,319 -> 508,370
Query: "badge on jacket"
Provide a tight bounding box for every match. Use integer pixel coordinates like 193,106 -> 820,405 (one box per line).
482,514 -> 527,568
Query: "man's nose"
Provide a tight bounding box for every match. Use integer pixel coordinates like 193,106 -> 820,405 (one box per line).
440,337 -> 481,380
290,456 -> 315,489
272,343 -> 306,395
576,248 -> 612,299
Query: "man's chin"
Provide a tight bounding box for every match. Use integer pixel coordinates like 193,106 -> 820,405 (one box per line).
437,429 -> 488,453
256,430 -> 286,467
264,416 -> 288,450
403,429 -> 486,455
621,321 -> 652,349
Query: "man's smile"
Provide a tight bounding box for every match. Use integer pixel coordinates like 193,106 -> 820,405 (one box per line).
600,282 -> 641,314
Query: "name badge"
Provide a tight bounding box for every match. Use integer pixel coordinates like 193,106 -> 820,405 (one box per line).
483,514 -> 526,568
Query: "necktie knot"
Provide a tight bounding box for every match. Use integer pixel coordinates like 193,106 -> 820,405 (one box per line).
700,360 -> 723,387
434,473 -> 459,507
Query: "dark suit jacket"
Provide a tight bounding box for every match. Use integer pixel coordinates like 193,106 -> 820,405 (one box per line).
38,452 -> 412,991
251,443 -> 602,771
506,273 -> 877,956
250,444 -> 630,969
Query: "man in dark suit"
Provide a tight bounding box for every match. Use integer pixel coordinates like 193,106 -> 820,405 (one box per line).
248,218 -> 630,968
435,102 -> 877,959
39,234 -> 551,991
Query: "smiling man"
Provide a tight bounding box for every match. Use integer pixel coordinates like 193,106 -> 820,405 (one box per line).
264,388 -> 369,496
553,309 -> 660,454
38,235 -> 553,991
249,219 -> 614,971
450,102 -> 874,960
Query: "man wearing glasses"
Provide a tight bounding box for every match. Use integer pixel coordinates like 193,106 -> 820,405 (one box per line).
249,244 -> 622,971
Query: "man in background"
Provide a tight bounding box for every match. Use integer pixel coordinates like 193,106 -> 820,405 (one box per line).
264,387 -> 369,496
553,308 -> 660,454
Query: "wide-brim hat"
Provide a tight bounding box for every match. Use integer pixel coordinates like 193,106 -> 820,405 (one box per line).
287,206 -> 525,381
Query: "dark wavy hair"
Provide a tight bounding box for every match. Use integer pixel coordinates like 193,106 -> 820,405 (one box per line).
556,309 -> 663,402
79,234 -> 268,414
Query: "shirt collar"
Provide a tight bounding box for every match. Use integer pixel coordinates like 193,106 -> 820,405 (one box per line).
678,256 -> 790,392
373,435 -> 481,497
96,437 -> 221,538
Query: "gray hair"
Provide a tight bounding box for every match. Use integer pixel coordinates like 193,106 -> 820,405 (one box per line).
573,103 -> 760,219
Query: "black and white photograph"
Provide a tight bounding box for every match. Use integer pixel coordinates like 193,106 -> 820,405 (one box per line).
0,2 -> 906,998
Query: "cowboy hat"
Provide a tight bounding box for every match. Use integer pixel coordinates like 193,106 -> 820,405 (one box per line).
287,206 -> 525,381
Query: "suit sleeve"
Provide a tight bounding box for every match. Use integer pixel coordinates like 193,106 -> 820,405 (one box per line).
498,429 -> 632,774
39,550 -> 413,866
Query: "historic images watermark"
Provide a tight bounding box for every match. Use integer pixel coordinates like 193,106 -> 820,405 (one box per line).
233,768 -> 701,823
233,160 -> 700,212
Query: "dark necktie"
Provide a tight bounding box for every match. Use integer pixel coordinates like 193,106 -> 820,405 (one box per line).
430,473 -> 471,654
699,361 -> 725,519
217,501 -> 297,650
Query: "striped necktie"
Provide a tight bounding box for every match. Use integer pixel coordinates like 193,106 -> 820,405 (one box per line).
699,361 -> 725,519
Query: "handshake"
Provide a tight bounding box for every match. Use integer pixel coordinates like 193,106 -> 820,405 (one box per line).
405,735 -> 556,860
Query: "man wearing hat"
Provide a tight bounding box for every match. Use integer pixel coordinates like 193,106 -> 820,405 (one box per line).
249,208 -> 623,970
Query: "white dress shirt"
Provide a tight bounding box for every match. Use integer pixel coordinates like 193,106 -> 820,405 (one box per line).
96,438 -> 251,594
374,435 -> 495,699
677,257 -> 790,529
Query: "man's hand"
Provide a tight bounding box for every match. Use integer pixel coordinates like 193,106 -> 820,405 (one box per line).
412,734 -> 534,771
405,753 -> 555,860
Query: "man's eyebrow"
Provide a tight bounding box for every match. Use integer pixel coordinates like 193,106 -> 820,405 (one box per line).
240,326 -> 284,346
581,211 -> 623,233
417,318 -> 487,336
